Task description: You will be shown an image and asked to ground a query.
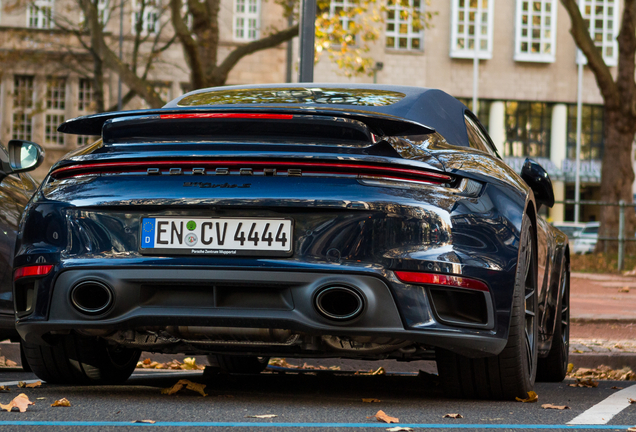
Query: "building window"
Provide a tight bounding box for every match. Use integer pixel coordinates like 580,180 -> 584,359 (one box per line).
450,0 -> 494,59
27,0 -> 54,28
12,76 -> 35,141
504,101 -> 553,158
45,77 -> 66,146
328,0 -> 357,44
78,78 -> 98,146
132,0 -> 161,35
578,0 -> 619,66
385,0 -> 423,50
514,0 -> 557,62
234,0 -> 260,41
567,104 -> 604,160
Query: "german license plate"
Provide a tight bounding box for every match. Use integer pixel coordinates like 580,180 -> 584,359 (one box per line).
140,217 -> 293,256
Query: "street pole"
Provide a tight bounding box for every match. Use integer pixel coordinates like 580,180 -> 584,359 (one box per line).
575,51 -> 583,223
285,2 -> 294,83
118,0 -> 124,111
472,6 -> 480,118
298,0 -> 316,83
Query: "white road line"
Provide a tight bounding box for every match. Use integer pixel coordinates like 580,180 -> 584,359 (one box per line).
567,384 -> 636,425
0,379 -> 43,387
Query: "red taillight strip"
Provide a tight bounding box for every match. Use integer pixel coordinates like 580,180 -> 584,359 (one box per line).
394,271 -> 489,292
14,265 -> 54,281
159,113 -> 294,120
51,160 -> 452,182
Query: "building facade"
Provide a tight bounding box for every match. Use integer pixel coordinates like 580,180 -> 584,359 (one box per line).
0,0 -> 629,223
312,0 -> 625,223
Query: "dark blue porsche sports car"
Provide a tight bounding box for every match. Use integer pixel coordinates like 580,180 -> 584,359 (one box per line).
14,84 -> 569,399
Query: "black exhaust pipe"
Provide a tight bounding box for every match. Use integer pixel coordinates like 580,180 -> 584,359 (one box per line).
70,281 -> 113,315
314,286 -> 364,320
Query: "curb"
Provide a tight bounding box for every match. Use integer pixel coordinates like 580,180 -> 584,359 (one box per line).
569,353 -> 636,370
571,317 -> 636,324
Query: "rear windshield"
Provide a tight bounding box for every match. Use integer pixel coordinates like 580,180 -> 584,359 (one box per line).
177,88 -> 406,107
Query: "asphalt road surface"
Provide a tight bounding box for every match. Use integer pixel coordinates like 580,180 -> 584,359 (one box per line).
0,366 -> 634,431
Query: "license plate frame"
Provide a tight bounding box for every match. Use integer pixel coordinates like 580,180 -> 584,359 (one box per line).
139,217 -> 293,257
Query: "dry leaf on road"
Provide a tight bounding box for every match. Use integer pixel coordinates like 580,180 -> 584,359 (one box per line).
51,398 -> 71,407
25,381 -> 41,388
375,410 -> 399,424
619,287 -> 630,293
0,386 -> 9,393
628,427 -> 636,432
161,379 -> 207,397
132,420 -> 156,424
386,427 -> 414,432
569,378 -> 599,388
443,413 -> 463,418
516,391 -> 538,403
0,393 -> 34,412
183,358 -> 204,371
5,360 -> 17,367
612,386 -> 624,390
362,398 -> 382,403
629,398 -> 636,404
541,404 -> 570,410
245,414 -> 277,419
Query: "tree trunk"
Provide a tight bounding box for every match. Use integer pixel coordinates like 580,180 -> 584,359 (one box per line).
595,109 -> 636,253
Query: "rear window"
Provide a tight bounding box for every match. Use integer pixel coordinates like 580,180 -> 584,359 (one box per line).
582,225 -> 599,235
177,88 -> 406,107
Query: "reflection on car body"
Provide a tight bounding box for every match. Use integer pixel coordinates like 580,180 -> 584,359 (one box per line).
14,84 -> 569,400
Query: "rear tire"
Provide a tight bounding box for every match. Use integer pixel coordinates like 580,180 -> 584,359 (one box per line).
209,355 -> 270,374
22,335 -> 140,385
537,258 -> 570,382
436,216 -> 538,399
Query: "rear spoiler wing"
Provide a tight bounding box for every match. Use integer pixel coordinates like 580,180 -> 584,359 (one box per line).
58,107 -> 435,137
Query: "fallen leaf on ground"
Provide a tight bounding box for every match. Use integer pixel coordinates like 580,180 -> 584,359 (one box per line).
569,378 -> 599,388
51,398 -> 71,407
25,381 -> 41,388
568,365 -> 635,381
16,382 -> 25,388
362,398 -> 381,403
375,410 -> 399,424
161,379 -> 207,397
132,420 -> 156,424
567,363 -> 574,374
516,391 -> 538,403
443,413 -> 463,418
0,393 -> 34,412
5,360 -> 17,367
541,404 -> 570,410
36,398 -> 45,400
628,427 -> 636,432
0,386 -> 9,392
629,398 -> 636,404
386,427 -> 414,432
611,386 -> 624,390
356,367 -> 386,376
245,414 -> 277,418
183,357 -> 204,371
619,287 -> 630,293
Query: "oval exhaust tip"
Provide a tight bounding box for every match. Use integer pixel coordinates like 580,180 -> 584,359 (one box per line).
314,286 -> 364,320
71,281 -> 113,315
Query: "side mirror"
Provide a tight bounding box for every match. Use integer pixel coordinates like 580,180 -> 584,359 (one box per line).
521,158 -> 554,210
8,140 -> 44,174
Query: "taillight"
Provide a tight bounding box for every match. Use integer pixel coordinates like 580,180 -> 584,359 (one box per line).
159,113 -> 294,120
14,265 -> 54,281
394,271 -> 489,292
49,160 -> 453,184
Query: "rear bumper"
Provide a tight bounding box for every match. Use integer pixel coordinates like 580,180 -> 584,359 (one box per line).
16,267 -> 506,357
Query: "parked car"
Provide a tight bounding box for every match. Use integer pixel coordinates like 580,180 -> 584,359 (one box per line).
15,84 -> 570,400
552,222 -> 586,241
572,221 -> 600,254
0,140 -> 43,351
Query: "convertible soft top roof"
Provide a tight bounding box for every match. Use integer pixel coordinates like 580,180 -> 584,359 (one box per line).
58,84 -> 472,147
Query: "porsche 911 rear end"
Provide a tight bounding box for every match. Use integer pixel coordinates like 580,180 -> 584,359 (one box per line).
14,86 -> 547,399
